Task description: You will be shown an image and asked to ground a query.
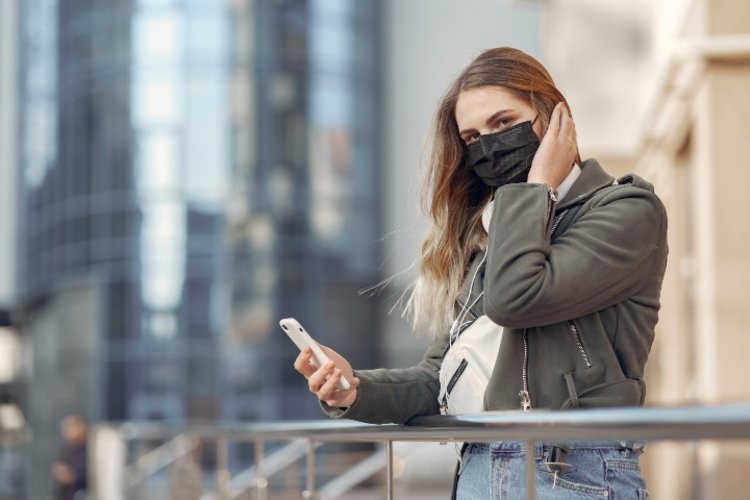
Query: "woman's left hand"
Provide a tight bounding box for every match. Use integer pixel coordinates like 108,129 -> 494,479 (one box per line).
527,102 -> 578,190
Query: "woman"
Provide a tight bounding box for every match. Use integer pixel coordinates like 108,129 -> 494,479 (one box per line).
294,47 -> 667,499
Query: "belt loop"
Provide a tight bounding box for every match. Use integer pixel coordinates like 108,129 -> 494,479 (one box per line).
545,444 -> 573,486
618,440 -> 646,452
550,445 -> 569,465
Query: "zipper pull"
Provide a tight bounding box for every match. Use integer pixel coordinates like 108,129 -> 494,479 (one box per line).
519,390 -> 532,412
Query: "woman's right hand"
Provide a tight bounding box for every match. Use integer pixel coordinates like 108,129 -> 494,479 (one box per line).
294,344 -> 360,408
527,102 -> 578,190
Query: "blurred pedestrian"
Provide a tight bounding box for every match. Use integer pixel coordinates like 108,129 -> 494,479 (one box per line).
51,414 -> 88,500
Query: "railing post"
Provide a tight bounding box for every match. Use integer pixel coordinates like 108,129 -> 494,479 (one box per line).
254,439 -> 268,500
170,435 -> 203,499
217,435 -> 231,500
302,439 -> 318,500
524,441 -> 537,500
385,441 -> 394,500
89,424 -> 125,500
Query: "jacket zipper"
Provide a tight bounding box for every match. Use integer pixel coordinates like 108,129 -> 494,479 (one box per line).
510,196 -> 584,413
567,320 -> 592,368
551,208 -> 570,235
516,209 -> 570,413
519,328 -> 531,411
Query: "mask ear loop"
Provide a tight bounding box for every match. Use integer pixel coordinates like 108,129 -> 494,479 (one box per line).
522,114 -> 541,169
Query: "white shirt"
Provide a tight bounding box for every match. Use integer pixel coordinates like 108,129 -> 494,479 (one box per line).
555,164 -> 582,203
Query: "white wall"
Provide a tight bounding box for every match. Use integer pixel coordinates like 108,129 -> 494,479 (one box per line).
0,0 -> 18,307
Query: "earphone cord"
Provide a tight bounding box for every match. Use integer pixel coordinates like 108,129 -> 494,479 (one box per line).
450,252 -> 487,347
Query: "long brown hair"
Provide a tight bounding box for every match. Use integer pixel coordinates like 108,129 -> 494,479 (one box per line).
406,47 -> 580,337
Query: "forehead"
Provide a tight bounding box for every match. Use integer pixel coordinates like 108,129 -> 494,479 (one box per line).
455,86 -> 530,129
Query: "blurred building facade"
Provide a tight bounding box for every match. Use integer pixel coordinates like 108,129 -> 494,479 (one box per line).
17,0 -> 383,497
0,1 -> 27,499
539,0 -> 750,498
0,0 -> 18,308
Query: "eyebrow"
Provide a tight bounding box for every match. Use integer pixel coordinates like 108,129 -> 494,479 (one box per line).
459,109 -> 514,136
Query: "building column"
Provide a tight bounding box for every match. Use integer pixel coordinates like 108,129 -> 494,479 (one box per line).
693,1 -> 750,497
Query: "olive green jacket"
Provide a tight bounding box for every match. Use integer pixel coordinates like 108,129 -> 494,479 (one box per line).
323,159 -> 668,423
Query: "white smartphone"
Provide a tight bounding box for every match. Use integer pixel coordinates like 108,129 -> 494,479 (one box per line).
279,317 -> 351,391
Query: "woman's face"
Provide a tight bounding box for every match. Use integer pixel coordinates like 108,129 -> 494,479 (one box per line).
455,86 -> 542,146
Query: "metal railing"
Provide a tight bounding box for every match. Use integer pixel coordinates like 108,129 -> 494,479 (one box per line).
90,403 -> 750,500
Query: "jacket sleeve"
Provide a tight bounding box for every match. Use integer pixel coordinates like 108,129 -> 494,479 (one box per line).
483,182 -> 667,328
320,334 -> 445,424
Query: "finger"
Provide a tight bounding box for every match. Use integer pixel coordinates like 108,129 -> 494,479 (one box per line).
555,102 -> 565,134
308,361 -> 333,392
323,376 -> 360,407
293,348 -> 317,378
308,360 -> 335,393
316,368 -> 344,400
546,103 -> 562,137
570,115 -> 577,140
293,348 -> 310,372
559,104 -> 573,138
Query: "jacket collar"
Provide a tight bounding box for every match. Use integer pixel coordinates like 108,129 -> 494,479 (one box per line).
556,158 -> 615,210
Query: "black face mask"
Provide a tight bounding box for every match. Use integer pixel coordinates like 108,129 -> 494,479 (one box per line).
463,117 -> 540,187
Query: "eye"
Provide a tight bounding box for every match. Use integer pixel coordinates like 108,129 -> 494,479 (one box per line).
496,117 -> 513,130
464,132 -> 481,145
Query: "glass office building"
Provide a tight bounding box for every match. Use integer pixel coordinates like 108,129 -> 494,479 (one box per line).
19,0 -> 382,496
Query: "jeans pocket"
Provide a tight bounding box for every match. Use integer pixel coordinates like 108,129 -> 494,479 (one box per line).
538,464 -> 609,497
605,457 -> 648,498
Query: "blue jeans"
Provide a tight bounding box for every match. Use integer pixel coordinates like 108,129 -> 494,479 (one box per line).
455,441 -> 650,499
